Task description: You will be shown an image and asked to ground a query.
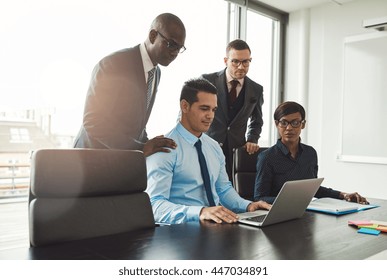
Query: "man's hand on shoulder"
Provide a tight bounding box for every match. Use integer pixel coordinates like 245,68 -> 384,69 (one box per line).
143,135 -> 177,157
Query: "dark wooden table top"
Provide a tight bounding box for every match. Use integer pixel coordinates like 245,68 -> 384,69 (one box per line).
1,198 -> 386,260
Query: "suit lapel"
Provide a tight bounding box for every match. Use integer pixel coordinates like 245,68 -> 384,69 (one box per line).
131,46 -> 148,127
216,70 -> 229,119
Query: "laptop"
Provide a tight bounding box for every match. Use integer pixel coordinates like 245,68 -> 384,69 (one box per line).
238,178 -> 324,227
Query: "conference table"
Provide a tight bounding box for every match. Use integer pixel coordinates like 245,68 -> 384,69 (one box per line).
1,198 -> 386,260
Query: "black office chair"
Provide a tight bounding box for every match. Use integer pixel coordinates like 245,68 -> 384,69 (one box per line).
232,146 -> 267,201
29,148 -> 155,247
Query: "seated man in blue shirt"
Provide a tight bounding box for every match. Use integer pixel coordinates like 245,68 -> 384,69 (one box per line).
146,78 -> 271,224
253,101 -> 369,205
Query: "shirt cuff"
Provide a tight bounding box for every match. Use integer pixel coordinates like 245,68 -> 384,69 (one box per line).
186,206 -> 204,222
240,199 -> 251,213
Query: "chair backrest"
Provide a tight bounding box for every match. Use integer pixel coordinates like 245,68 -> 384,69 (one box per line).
232,146 -> 267,201
29,148 -> 155,247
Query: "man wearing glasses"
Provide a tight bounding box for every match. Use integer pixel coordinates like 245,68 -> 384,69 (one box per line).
201,39 -> 264,180
74,13 -> 186,156
253,101 -> 369,204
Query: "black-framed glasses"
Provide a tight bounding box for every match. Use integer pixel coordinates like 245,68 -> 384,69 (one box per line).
156,31 -> 186,53
229,58 -> 252,67
276,119 -> 305,128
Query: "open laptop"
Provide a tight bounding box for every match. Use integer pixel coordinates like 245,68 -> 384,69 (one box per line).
238,178 -> 324,227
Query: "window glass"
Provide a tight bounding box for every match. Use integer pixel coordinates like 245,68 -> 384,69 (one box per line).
0,0 -> 284,250
10,128 -> 31,143
0,0 -> 283,174
0,0 -> 228,144
246,9 -> 277,147
0,0 -> 228,206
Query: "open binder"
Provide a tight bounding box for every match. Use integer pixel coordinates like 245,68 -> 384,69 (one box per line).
307,197 -> 379,215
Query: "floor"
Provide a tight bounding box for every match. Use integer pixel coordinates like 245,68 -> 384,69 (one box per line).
0,198 -> 29,251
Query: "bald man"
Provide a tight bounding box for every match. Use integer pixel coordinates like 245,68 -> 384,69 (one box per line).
74,13 -> 186,156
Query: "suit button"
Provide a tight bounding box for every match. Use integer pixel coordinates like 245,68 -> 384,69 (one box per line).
227,127 -> 231,131
219,143 -> 223,147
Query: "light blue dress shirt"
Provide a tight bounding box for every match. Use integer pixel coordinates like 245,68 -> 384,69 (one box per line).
146,122 -> 251,224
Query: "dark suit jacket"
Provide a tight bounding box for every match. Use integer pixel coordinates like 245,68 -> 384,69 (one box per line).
74,45 -> 161,150
202,69 -> 264,156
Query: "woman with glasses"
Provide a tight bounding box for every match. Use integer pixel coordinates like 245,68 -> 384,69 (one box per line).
253,101 -> 369,204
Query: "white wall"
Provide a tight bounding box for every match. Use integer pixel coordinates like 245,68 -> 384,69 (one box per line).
285,0 -> 387,199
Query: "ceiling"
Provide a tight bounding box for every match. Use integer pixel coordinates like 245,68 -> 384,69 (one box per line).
255,0 -> 354,13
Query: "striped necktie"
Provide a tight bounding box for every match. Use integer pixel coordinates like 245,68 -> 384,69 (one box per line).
146,68 -> 155,109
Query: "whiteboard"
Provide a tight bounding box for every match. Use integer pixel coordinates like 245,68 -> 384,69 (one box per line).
338,31 -> 387,164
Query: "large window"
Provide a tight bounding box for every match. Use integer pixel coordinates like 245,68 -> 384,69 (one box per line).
1,0 -> 285,148
0,0 -> 286,203
0,0 -> 286,251
1,0 -> 229,141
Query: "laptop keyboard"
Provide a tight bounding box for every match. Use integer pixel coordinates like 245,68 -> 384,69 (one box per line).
246,215 -> 266,222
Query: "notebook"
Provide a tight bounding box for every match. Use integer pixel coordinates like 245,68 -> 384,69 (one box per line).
307,197 -> 379,215
238,178 -> 324,227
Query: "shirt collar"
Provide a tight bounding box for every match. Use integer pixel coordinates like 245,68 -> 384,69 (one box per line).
176,122 -> 201,146
140,42 -> 156,74
277,138 -> 304,156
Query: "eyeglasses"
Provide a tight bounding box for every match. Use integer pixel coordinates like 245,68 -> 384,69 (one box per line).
229,58 -> 252,67
276,119 -> 305,128
156,31 -> 186,54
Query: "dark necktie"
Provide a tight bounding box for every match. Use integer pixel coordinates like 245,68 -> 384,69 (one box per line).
194,140 -> 216,206
146,68 -> 155,109
229,79 -> 239,104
